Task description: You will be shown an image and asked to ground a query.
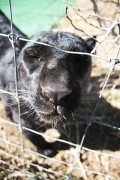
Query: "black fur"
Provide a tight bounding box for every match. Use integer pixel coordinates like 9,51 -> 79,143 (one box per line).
0,11 -> 96,156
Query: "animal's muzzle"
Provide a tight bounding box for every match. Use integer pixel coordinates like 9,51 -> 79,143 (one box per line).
41,87 -> 72,104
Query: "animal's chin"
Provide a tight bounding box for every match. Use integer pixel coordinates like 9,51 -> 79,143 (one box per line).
34,104 -> 73,123
36,110 -> 72,125
40,114 -> 66,123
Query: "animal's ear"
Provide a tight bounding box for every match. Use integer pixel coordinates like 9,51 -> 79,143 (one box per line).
85,36 -> 96,53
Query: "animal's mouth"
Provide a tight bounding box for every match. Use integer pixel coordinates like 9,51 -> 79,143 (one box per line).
29,93 -> 79,124
40,113 -> 64,122
38,114 -> 66,129
37,106 -> 70,124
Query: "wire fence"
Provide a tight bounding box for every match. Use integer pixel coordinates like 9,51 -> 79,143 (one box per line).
0,0 -> 120,179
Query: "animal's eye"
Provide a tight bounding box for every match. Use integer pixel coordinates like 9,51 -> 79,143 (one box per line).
24,47 -> 43,62
24,47 -> 39,56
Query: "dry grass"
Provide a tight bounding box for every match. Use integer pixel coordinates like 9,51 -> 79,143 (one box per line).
0,0 -> 120,179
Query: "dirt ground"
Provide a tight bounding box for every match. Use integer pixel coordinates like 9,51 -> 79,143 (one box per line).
0,0 -> 120,179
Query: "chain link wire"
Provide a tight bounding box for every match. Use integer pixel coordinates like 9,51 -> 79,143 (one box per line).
0,0 -> 120,179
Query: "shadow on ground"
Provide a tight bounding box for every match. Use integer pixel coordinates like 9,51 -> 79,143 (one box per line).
65,75 -> 120,151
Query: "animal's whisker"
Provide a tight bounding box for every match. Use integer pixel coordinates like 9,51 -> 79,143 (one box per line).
17,90 -> 28,92
35,120 -> 48,131
0,96 -> 28,104
71,112 -> 75,120
20,107 -> 34,116
29,109 -> 36,117
0,90 -> 29,97
6,102 -> 18,106
59,119 -> 67,134
6,100 -> 26,107
22,107 -> 35,118
53,119 -> 58,128
63,115 -> 67,120
33,115 -> 39,121
19,96 -> 29,101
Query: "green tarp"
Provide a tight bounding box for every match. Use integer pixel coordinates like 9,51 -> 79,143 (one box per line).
0,0 -> 75,37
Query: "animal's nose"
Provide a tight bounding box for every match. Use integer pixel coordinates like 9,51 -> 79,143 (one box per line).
42,87 -> 72,103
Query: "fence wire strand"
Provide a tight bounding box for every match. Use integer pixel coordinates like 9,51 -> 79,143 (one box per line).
8,0 -> 25,173
0,0 -> 120,179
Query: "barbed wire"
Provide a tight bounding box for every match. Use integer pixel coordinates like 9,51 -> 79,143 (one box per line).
0,0 -> 120,179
